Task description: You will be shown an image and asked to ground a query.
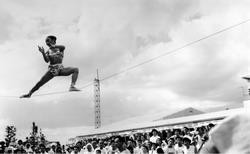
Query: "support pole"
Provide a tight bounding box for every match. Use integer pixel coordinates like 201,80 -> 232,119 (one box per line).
94,69 -> 101,129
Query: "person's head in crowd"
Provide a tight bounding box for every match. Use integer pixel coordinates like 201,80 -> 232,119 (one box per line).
62,145 -> 66,152
88,142 -> 95,152
207,123 -> 215,131
51,145 -> 56,152
75,141 -> 83,150
114,136 -> 124,152
127,139 -> 133,147
141,145 -> 149,154
165,129 -> 172,139
151,143 -> 157,151
56,142 -> 61,148
96,149 -> 101,154
141,135 -> 146,141
175,136 -> 183,146
121,142 -> 128,152
167,138 -> 174,147
127,143 -> 133,153
197,126 -> 205,135
151,129 -> 158,137
17,140 -> 23,146
56,146 -> 62,153
66,147 -> 73,154
45,147 -> 50,153
25,143 -> 31,149
104,140 -> 109,147
156,138 -> 162,146
137,139 -> 143,148
98,140 -> 104,149
39,144 -> 46,153
110,140 -> 116,151
183,136 -> 192,148
92,140 -> 97,149
174,129 -> 181,136
73,146 -> 79,154
31,145 -> 36,152
161,130 -> 167,139
156,147 -> 164,154
183,127 -> 189,135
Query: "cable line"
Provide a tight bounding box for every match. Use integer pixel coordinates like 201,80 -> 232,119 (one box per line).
0,18 -> 249,98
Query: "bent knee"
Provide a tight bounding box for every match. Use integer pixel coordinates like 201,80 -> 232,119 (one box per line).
74,67 -> 79,73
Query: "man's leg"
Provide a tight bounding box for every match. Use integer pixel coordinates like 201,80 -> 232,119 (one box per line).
58,67 -> 80,91
20,71 -> 54,98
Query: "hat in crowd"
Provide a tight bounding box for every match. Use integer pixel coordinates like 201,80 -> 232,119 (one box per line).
183,136 -> 192,143
200,111 -> 250,154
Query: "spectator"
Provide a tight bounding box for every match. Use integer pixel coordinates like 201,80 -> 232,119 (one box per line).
142,145 -> 149,154
84,143 -> 94,154
183,136 -> 197,154
149,143 -> 157,154
150,129 -> 160,144
134,139 -> 143,154
174,136 -> 184,154
163,138 -> 175,154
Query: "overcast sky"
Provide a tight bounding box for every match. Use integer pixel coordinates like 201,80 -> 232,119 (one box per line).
0,0 -> 250,143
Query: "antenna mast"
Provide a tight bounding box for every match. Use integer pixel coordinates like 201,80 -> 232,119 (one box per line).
94,69 -> 101,129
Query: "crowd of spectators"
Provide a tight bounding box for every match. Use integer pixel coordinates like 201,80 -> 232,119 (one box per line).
0,123 -> 215,154
70,123 -> 215,154
0,139 -> 67,154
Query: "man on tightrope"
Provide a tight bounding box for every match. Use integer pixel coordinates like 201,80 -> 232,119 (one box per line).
20,35 -> 80,98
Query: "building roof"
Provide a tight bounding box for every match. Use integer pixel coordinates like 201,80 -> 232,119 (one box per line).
76,107 -> 244,138
156,107 -> 204,120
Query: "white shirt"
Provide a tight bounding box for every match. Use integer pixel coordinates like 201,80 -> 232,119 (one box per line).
183,145 -> 196,154
163,146 -> 175,154
134,147 -> 143,154
174,144 -> 184,154
149,135 -> 160,143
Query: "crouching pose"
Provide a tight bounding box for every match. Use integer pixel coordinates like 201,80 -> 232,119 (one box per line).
20,35 -> 80,98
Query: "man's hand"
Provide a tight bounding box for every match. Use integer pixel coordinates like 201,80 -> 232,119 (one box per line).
38,45 -> 45,53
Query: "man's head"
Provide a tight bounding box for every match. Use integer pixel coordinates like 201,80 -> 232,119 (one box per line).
45,35 -> 57,47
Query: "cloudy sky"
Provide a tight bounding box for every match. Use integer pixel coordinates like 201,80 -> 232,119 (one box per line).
0,0 -> 250,143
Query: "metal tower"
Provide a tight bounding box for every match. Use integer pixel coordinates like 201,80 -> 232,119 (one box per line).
94,70 -> 101,129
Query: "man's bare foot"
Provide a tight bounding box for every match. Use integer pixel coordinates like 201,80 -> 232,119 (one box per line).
20,93 -> 31,98
69,86 -> 81,92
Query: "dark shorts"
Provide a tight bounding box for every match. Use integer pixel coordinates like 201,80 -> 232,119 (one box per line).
48,64 -> 64,76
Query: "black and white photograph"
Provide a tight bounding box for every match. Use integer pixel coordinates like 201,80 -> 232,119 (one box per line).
1,0 -> 250,153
